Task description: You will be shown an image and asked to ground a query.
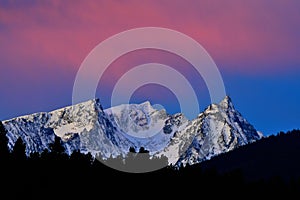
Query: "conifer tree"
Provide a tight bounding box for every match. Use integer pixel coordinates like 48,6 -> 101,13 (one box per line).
0,121 -> 9,160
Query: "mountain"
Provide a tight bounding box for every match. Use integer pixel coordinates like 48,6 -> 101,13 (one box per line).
3,99 -> 127,157
2,99 -> 186,157
104,101 -> 188,153
158,96 -> 263,166
1,118 -> 298,197
2,96 -> 262,166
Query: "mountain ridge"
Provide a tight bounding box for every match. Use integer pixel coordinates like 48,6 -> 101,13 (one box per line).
2,96 -> 263,167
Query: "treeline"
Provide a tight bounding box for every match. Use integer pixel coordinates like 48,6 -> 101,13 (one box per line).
0,121 -> 171,197
1,121 -> 300,198
198,129 -> 300,181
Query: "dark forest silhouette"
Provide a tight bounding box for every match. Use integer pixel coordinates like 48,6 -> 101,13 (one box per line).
1,121 -> 300,197
97,146 -> 168,173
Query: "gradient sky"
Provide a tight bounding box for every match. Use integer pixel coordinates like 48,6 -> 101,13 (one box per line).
1,0 -> 300,135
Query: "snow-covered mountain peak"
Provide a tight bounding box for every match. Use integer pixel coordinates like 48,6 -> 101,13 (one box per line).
46,98 -> 102,141
202,96 -> 237,119
138,100 -> 151,108
5,98 -> 102,124
2,96 -> 263,168
219,95 -> 234,110
104,101 -> 168,138
2,98 -> 116,155
159,95 -> 263,166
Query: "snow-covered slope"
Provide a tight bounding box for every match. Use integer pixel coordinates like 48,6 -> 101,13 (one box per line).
104,102 -> 188,153
2,96 -> 262,167
2,99 -> 185,157
3,99 -> 131,156
158,96 -> 263,167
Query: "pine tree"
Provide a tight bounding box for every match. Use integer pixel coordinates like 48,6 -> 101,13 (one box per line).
49,135 -> 65,155
0,121 -> 9,160
11,137 -> 26,161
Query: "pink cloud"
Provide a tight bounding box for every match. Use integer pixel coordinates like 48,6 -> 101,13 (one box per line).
0,0 -> 299,75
